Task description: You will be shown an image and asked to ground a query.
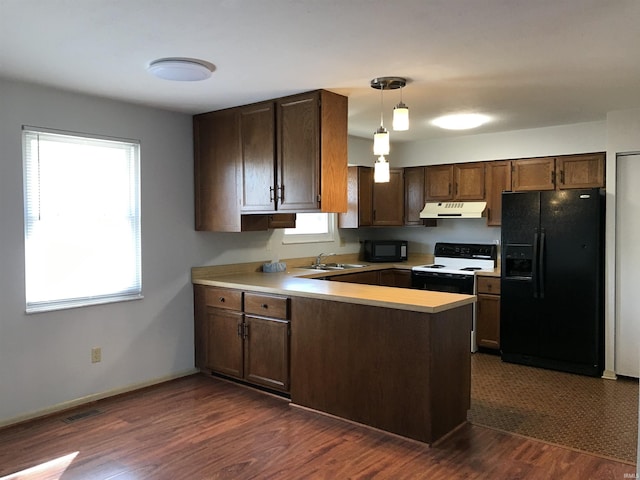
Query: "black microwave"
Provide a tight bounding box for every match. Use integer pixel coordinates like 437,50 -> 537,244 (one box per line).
363,240 -> 408,262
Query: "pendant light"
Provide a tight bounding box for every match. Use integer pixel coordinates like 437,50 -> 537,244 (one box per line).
370,77 -> 408,182
393,84 -> 409,131
374,156 -> 390,183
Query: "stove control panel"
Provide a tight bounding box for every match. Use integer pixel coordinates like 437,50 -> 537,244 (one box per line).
434,242 -> 497,261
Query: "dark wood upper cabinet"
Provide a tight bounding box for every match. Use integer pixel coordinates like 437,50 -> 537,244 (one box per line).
485,161 -> 512,226
338,166 -> 372,228
276,93 -> 320,212
372,169 -> 404,226
339,166 -> 403,227
512,153 -> 604,192
194,90 -> 347,232
239,102 -> 276,212
425,163 -> 485,201
556,153 -> 605,189
511,157 -> 556,191
194,109 -> 241,232
454,162 -> 485,200
404,166 -> 426,225
425,165 -> 453,201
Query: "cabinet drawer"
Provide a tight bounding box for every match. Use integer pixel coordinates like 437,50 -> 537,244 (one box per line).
477,276 -> 500,295
204,287 -> 243,310
244,292 -> 289,319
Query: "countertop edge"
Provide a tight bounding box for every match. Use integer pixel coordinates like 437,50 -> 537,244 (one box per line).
192,275 -> 476,314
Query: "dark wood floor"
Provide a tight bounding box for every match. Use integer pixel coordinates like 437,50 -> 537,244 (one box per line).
0,373 -> 635,479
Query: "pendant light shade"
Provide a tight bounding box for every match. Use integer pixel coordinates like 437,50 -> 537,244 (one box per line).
374,156 -> 390,183
393,101 -> 409,131
373,126 -> 390,155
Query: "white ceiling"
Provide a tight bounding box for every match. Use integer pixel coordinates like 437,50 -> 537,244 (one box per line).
1,0 -> 639,142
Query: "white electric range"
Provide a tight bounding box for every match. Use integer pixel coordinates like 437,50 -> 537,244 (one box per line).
411,242 -> 498,351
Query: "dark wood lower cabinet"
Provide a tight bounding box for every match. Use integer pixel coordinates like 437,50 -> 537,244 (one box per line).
194,285 -> 291,393
328,270 -> 380,284
290,297 -> 472,444
244,315 -> 290,391
475,276 -> 501,350
379,268 -> 412,288
207,308 -> 244,377
328,268 -> 411,288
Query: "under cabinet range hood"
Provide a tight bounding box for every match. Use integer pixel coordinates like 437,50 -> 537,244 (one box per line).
419,201 -> 487,219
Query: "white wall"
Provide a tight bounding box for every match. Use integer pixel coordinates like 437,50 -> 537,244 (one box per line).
395,121 -> 606,166
0,80 -> 360,426
0,79 -> 195,424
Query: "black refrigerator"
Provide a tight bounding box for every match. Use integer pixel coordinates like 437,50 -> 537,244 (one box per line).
500,188 -> 604,377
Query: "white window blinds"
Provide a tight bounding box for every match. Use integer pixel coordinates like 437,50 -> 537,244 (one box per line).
23,127 -> 142,312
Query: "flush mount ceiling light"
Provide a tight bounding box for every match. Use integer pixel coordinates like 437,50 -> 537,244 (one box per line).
148,58 -> 215,81
432,113 -> 490,130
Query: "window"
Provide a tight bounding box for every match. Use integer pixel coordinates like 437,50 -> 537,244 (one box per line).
282,212 -> 335,244
23,127 -> 141,312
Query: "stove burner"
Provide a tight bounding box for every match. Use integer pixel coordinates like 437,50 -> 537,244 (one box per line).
460,267 -> 482,271
426,264 -> 446,268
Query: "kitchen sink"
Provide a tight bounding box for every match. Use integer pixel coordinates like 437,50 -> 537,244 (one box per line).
305,263 -> 368,270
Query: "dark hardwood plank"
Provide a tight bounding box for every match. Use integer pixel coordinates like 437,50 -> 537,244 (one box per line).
0,374 -> 634,479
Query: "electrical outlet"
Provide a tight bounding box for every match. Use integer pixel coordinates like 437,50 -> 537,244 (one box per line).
91,347 -> 102,363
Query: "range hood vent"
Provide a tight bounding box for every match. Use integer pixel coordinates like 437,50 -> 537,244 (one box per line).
419,201 -> 487,219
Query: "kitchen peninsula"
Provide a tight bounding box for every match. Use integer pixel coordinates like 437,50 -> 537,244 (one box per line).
192,259 -> 475,444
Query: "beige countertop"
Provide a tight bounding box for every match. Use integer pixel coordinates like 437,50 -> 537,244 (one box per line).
192,254 -> 479,314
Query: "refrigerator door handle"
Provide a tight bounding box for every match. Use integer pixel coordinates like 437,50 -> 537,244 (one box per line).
539,229 -> 546,299
532,230 -> 539,298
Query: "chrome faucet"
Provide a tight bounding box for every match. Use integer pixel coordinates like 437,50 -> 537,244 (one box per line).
315,252 -> 336,267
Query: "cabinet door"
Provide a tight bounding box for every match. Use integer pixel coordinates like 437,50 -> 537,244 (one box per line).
329,270 -> 380,285
476,294 -> 500,350
206,308 -> 244,378
512,157 -> 556,191
338,166 -> 372,228
557,153 -> 605,189
425,165 -> 453,201
485,161 -> 512,226
454,162 -> 485,200
194,109 -> 241,231
372,169 -> 404,226
239,102 -> 276,212
277,92 -> 320,212
244,315 -> 290,391
404,167 -> 426,225
379,269 -> 412,288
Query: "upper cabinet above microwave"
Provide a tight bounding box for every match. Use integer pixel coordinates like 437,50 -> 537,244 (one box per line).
194,90 -> 348,232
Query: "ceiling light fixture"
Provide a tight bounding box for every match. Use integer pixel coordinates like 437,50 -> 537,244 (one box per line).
148,58 -> 215,82
370,77 -> 408,182
432,113 -> 490,130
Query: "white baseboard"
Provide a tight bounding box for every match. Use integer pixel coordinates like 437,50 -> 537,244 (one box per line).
0,368 -> 199,428
601,369 -> 618,380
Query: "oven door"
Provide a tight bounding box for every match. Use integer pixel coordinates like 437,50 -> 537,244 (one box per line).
411,271 -> 475,294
